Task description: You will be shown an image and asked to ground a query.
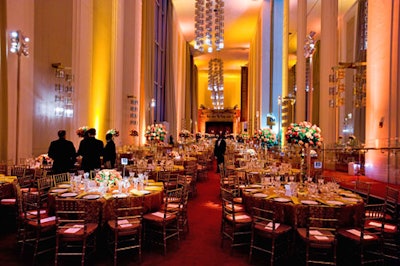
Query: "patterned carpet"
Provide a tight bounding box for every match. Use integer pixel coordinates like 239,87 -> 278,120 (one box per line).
0,166 -> 398,265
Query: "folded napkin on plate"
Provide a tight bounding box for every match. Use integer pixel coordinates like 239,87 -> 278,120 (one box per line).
145,186 -> 163,191
290,196 -> 300,204
75,192 -> 88,199
150,182 -> 164,187
130,189 -> 149,196
339,198 -> 358,204
174,165 -> 184,170
266,194 -> 278,200
76,192 -> 101,199
315,198 -> 329,205
103,193 -> 113,200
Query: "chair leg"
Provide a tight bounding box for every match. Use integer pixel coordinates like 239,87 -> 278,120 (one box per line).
114,234 -> 118,266
138,232 -> 142,263
55,236 -> 59,266
81,238 -> 86,266
163,225 -> 167,256
270,238 -> 275,265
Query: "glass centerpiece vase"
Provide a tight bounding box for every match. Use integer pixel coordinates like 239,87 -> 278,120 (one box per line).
285,121 -> 323,182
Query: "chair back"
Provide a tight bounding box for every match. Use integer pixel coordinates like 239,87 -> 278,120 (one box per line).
362,203 -> 385,242
22,192 -> 47,225
385,186 -> 399,222
34,168 -> 47,180
37,175 -> 53,205
252,207 -> 280,233
110,196 -> 143,230
220,186 -> 240,201
354,180 -> 371,203
11,165 -> 28,178
55,198 -> 99,233
0,163 -> 7,175
52,173 -> 71,187
17,169 -> 34,190
306,205 -> 340,241
164,187 -> 183,215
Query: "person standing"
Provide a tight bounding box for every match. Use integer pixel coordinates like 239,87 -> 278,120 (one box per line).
48,130 -> 76,174
77,128 -> 104,172
103,133 -> 116,169
214,133 -> 226,173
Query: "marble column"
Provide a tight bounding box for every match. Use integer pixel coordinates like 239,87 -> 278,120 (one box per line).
319,0 -> 338,146
365,0 -> 400,184
295,0 -> 306,123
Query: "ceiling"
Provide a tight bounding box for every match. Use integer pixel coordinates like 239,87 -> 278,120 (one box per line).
171,0 -> 356,73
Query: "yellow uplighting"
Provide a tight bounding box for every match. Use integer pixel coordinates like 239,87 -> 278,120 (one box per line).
90,0 -> 112,141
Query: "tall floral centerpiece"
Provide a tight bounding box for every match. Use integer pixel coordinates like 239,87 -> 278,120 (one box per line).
106,129 -> 120,137
253,128 -> 277,148
179,129 -> 194,144
285,121 -> 323,178
76,126 -> 89,138
145,123 -> 167,145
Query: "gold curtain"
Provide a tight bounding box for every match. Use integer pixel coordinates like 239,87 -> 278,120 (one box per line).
140,0 -> 155,145
165,0 -> 177,138
182,44 -> 192,131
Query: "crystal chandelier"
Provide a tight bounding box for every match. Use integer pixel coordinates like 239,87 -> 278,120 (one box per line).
194,0 -> 224,53
208,58 -> 224,109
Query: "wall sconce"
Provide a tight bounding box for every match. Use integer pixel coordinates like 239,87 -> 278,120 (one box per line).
9,30 -> 30,164
52,63 -> 74,117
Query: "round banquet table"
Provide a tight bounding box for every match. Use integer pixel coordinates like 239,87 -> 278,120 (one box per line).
48,187 -> 163,225
0,175 -> 17,198
242,186 -> 364,228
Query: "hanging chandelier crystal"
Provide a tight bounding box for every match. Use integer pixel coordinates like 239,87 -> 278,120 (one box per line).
194,0 -> 224,53
208,58 -> 224,109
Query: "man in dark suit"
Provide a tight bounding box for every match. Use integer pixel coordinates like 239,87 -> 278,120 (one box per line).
48,130 -> 76,174
77,128 -> 104,172
214,133 -> 226,173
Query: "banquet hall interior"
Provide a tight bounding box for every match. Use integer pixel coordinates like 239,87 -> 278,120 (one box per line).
0,0 -> 400,265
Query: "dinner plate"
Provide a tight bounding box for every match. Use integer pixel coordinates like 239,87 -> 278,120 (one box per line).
341,197 -> 359,202
248,184 -> 263,188
274,197 -> 291,202
326,200 -> 345,205
50,188 -> 68,194
83,194 -> 100,200
113,193 -> 128,198
60,192 -> 78,198
301,200 -> 319,205
340,192 -> 358,198
253,193 -> 268,198
244,188 -> 259,193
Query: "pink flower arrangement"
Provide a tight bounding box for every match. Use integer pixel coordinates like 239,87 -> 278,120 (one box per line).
106,129 -> 120,137
285,121 -> 323,147
145,124 -> 167,142
95,169 -> 122,186
253,128 -> 277,147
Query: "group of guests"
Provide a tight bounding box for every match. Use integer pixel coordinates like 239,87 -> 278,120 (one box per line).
47,128 -> 116,174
